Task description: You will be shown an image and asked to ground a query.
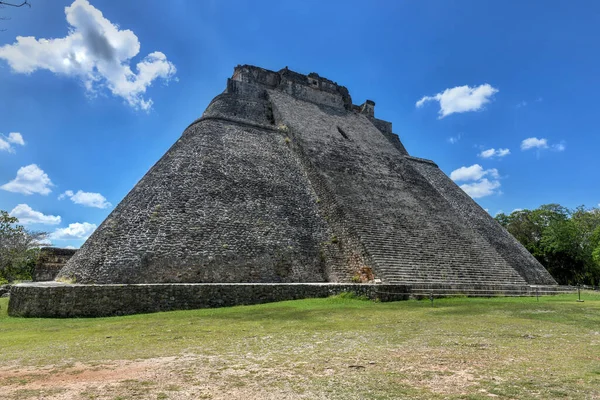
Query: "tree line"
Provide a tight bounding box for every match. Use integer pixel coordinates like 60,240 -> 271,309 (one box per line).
0,210 -> 45,284
495,204 -> 600,286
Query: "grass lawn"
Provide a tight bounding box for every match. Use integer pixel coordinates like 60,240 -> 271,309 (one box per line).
1,292 -> 599,399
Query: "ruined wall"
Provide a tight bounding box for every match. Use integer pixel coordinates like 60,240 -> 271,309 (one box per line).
34,247 -> 77,282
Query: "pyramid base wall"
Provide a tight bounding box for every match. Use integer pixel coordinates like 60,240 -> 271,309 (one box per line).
8,282 -> 574,318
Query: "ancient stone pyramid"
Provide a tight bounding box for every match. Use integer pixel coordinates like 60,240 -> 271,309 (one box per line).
57,65 -> 556,286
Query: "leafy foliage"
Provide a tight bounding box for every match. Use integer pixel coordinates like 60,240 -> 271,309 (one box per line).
496,204 -> 600,285
0,210 -> 47,283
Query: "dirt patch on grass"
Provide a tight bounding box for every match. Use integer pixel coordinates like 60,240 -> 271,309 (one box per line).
0,353 -> 490,399
0,356 -> 330,399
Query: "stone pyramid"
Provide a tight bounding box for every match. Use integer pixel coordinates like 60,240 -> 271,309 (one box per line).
57,65 -> 556,287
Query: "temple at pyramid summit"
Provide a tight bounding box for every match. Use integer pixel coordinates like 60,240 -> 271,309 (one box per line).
9,65 -> 564,317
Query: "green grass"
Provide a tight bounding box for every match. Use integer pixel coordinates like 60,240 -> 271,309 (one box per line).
1,292 -> 599,399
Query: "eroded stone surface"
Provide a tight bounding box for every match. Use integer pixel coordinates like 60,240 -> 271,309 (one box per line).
54,64 -> 556,289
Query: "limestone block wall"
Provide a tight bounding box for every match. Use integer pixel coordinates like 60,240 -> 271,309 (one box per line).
8,283 -> 411,317
34,248 -> 77,282
7,282 -> 572,318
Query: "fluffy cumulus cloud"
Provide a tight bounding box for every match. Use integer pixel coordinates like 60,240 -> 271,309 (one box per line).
458,179 -> 501,199
0,132 -> 25,153
0,0 -> 176,110
521,137 -> 566,152
521,137 -> 548,150
59,189 -> 111,208
450,164 -> 499,182
479,147 -> 510,158
50,222 -> 97,240
1,164 -> 53,195
416,84 -> 499,118
9,204 -> 61,225
450,164 -> 501,199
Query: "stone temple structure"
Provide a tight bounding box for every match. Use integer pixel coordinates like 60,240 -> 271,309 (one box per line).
9,65 -> 563,317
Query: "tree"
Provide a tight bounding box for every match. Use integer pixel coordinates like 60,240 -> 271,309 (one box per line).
0,210 -> 46,283
496,204 -> 600,286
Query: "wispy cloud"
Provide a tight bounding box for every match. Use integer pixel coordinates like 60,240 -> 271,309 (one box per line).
59,189 -> 112,209
479,148 -> 510,158
447,133 -> 462,144
516,100 -> 528,108
416,84 -> 499,118
521,137 -> 565,152
0,132 -> 25,153
0,0 -> 176,110
478,148 -> 510,158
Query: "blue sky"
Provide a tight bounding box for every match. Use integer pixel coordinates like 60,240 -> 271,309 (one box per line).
0,0 -> 598,248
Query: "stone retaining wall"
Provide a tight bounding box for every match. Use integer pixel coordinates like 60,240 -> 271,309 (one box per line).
8,282 -> 572,318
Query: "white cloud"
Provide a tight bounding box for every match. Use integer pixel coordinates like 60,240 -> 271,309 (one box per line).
8,132 -> 25,145
447,133 -> 462,144
521,137 -> 548,150
9,204 -> 61,225
1,164 -> 53,195
0,132 -> 25,153
64,245 -> 78,249
516,100 -> 528,108
0,137 -> 10,152
460,179 -> 501,199
0,0 -> 176,110
479,147 -> 510,158
416,84 -> 499,118
552,143 -> 566,152
521,137 -> 565,153
450,164 -> 499,182
451,164 -> 501,199
59,189 -> 111,208
511,208 -> 523,213
50,222 -> 97,240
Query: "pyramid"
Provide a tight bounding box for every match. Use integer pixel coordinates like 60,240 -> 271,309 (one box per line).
56,65 -> 556,287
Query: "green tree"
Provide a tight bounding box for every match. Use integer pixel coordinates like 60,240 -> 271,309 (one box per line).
0,210 -> 47,283
496,204 -> 600,285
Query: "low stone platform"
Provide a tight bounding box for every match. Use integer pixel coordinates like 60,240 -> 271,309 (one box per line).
7,282 -> 574,318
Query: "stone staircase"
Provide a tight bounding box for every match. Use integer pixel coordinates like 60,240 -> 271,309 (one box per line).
351,214 -> 528,286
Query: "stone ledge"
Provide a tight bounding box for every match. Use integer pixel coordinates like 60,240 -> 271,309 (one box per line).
7,282 -> 573,318
404,155 -> 438,167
